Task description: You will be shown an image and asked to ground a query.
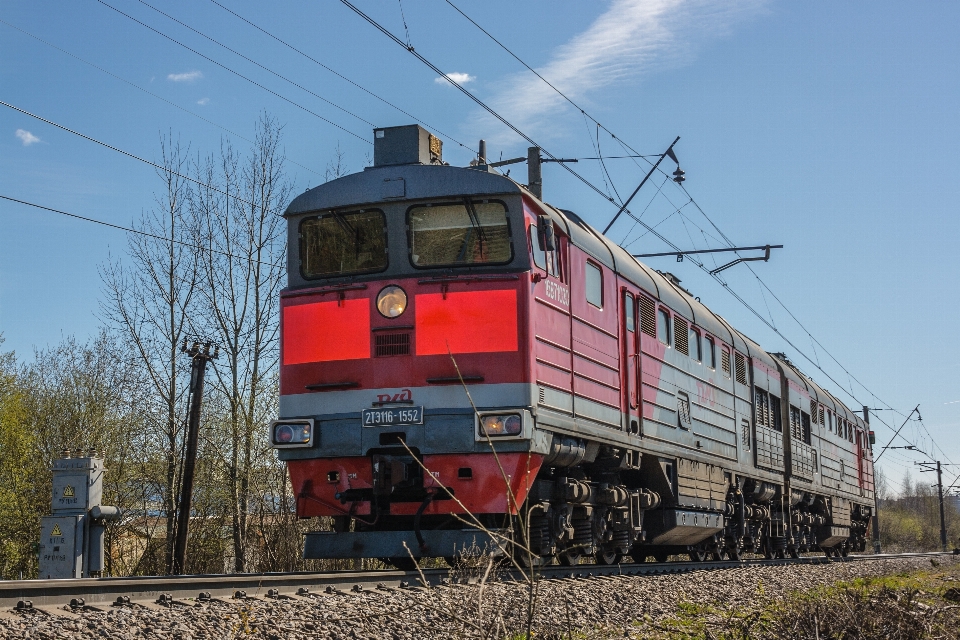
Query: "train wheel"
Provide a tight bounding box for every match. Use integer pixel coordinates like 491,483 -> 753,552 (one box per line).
789,548 -> 800,559
728,545 -> 742,561
689,549 -> 707,562
710,550 -> 724,561
596,550 -> 623,565
840,543 -> 849,558
653,552 -> 670,563
558,550 -> 581,566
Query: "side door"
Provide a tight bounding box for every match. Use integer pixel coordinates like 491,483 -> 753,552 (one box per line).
622,289 -> 640,434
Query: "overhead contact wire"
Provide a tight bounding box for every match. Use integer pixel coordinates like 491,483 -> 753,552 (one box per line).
95,0 -> 370,144
0,19 -> 323,179
0,195 -> 283,268
205,0 -> 471,151
1,100 -> 270,212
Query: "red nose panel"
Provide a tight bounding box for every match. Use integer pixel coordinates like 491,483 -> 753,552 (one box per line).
415,289 -> 518,355
283,299 -> 371,364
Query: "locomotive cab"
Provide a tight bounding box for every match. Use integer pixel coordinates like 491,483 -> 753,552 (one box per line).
274,125 -> 553,564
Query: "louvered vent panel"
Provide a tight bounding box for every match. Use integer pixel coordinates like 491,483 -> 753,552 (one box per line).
375,333 -> 410,357
810,399 -> 818,420
734,353 -> 747,385
674,317 -> 689,355
721,350 -> 731,376
639,296 -> 656,337
790,406 -> 802,440
755,388 -> 769,427
818,406 -> 824,425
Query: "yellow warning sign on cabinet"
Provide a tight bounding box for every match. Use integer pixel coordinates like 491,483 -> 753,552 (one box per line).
62,485 -> 75,498
51,524 -> 62,536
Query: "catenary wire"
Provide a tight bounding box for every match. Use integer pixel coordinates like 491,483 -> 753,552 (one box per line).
355,0 -> 933,453
134,0 -> 376,128
337,0 -> 625,207
444,0 -> 947,454
0,195 -> 283,268
444,0 -> 939,454
205,0 -> 472,151
1,99 -> 274,213
0,19 -> 323,179
95,0 -> 370,144
441,0 -> 649,161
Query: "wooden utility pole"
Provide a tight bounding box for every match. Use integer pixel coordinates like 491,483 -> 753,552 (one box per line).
171,340 -> 218,575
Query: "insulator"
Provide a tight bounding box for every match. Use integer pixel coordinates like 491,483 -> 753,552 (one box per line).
673,166 -> 685,183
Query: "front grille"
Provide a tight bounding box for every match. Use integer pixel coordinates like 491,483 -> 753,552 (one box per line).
375,333 -> 410,357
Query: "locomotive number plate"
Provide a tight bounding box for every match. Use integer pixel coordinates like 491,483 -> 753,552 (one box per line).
362,407 -> 424,427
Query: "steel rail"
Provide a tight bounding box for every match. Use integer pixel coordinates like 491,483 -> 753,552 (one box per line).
2,552 -> 953,611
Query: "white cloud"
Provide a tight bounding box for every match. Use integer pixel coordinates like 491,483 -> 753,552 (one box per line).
167,70 -> 203,83
477,0 -> 767,144
15,129 -> 41,146
197,97 -> 210,106
435,72 -> 475,85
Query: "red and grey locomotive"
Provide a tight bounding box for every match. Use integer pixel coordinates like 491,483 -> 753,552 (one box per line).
272,125 -> 875,567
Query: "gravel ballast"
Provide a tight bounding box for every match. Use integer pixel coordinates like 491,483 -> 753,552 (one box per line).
2,555 -> 957,639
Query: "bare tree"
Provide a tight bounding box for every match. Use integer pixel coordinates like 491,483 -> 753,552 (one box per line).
325,141 -> 349,182
191,113 -> 290,572
100,134 -> 199,573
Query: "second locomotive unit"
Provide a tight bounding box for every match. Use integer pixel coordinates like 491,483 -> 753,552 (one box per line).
272,125 -> 875,567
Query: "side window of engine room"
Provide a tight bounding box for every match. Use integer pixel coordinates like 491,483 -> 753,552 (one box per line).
657,308 -> 672,346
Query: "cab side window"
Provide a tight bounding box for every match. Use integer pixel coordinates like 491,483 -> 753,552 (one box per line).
624,292 -> 635,332
586,262 -> 603,308
530,224 -> 546,270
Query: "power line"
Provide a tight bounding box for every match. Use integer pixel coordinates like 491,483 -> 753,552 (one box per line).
337,0 -> 622,207
0,19 -> 323,179
0,195 -> 282,268
1,99 -> 267,213
442,0 -> 934,439
94,0 -> 370,144
347,0 -> 940,463
204,0 -> 472,152
441,0 -> 934,444
133,0 -> 376,128
441,0 -> 648,161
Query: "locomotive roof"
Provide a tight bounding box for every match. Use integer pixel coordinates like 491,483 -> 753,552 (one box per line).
285,160 -> 865,430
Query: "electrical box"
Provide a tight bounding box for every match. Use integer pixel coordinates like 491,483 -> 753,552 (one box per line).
38,453 -> 118,579
38,515 -> 84,579
373,125 -> 442,167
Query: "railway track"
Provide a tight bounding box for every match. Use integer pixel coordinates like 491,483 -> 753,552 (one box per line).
1,551 -> 952,612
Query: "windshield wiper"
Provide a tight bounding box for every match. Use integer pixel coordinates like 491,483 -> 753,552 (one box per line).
330,210 -> 361,257
462,198 -> 487,258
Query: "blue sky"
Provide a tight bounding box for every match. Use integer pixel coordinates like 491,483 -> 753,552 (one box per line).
2,0 -> 959,494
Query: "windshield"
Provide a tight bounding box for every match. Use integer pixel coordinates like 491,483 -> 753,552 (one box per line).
300,209 -> 387,278
408,200 -> 512,267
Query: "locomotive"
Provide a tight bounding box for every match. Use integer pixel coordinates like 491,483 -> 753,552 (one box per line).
272,124 -> 875,567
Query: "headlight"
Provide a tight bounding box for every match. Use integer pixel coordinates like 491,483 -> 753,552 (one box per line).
271,420 -> 313,447
479,413 -> 522,437
376,285 -> 407,318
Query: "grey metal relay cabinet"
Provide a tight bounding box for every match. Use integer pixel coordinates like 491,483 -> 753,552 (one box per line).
39,452 -> 119,579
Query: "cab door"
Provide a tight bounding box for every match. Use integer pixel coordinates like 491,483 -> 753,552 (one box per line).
622,289 -> 640,434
